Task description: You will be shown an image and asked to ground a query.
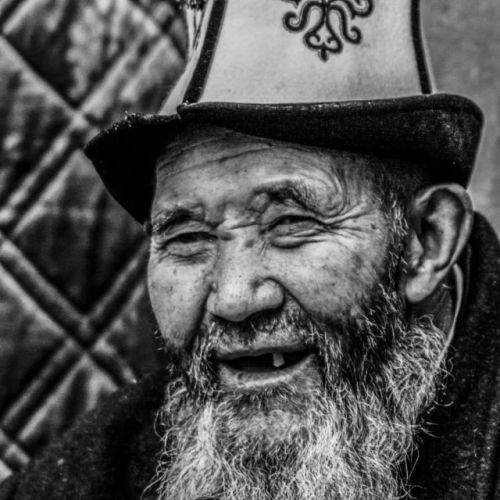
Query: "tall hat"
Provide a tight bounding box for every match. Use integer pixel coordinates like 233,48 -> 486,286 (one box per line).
85,0 -> 483,223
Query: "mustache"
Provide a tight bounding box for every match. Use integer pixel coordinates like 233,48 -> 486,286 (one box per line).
159,285 -> 406,402
206,303 -> 322,351
159,303 -> 323,395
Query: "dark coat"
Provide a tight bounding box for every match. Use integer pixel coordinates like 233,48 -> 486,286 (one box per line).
1,213 -> 499,500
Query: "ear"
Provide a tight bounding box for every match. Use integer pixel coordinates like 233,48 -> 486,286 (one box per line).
405,184 -> 473,304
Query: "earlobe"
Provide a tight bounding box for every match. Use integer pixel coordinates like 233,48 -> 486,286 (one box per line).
405,184 -> 473,305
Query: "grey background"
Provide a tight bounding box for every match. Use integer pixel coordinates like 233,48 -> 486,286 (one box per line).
424,1 -> 500,232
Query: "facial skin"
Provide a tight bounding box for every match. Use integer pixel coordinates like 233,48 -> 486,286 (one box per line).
146,125 -> 473,500
149,128 -> 391,374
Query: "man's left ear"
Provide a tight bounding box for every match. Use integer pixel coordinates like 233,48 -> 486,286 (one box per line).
405,183 -> 473,304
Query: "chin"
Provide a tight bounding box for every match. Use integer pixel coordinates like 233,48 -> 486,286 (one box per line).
214,375 -> 322,456
233,403 -> 309,448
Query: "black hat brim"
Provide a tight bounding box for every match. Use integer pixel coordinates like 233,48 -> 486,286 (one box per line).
84,94 -> 483,223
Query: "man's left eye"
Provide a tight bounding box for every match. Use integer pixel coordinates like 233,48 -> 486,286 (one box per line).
269,215 -> 322,239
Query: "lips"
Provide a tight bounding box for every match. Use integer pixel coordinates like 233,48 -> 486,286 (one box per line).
217,346 -> 317,389
222,349 -> 312,373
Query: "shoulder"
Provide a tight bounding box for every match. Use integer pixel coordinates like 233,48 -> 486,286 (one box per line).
0,370 -> 167,500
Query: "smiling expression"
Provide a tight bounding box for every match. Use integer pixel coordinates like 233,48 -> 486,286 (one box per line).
147,126 -> 393,391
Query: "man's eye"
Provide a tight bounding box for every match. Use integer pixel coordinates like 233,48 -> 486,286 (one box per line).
268,216 -> 323,247
270,215 -> 320,233
168,232 -> 213,245
158,231 -> 216,257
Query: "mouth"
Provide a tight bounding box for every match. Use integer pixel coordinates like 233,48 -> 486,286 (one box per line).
223,349 -> 312,373
217,346 -> 316,389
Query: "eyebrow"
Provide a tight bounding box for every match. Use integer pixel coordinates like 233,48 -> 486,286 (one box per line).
146,207 -> 205,236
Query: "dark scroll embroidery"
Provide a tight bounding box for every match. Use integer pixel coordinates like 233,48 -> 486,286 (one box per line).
281,0 -> 374,61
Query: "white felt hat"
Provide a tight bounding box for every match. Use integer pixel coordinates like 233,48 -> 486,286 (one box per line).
86,0 -> 483,223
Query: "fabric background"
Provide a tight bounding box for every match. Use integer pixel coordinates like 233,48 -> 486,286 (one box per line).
0,0 -> 498,482
0,0 -> 186,480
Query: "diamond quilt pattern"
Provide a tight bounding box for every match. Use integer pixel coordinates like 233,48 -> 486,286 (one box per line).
0,0 -> 186,480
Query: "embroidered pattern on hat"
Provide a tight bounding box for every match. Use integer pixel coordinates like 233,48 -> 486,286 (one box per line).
281,0 -> 374,61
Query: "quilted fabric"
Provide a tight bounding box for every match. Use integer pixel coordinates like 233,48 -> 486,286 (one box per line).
0,0 -> 185,480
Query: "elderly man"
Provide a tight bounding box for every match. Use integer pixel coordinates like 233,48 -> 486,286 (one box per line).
1,0 -> 498,499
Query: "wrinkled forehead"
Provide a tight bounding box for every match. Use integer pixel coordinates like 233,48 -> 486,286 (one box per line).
157,124 -> 341,178
152,125 -> 382,212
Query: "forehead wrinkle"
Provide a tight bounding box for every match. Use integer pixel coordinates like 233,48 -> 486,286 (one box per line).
158,136 -> 227,166
157,131 -> 281,176
155,127 -> 383,220
160,125 -> 240,156
156,145 -> 279,180
156,126 -> 345,179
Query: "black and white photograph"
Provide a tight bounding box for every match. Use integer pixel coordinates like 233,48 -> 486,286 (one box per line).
0,0 -> 499,498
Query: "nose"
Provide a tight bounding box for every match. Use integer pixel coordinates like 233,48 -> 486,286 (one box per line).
206,242 -> 284,322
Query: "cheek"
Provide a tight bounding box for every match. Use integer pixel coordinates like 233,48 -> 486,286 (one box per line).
147,260 -> 213,349
271,240 -> 386,318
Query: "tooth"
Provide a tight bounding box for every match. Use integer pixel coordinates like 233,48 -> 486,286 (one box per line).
273,352 -> 285,368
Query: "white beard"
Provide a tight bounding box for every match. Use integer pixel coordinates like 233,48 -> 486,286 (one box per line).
146,307 -> 447,500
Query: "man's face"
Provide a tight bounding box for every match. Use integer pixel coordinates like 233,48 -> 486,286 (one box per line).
148,127 -> 390,391
146,127 -> 446,500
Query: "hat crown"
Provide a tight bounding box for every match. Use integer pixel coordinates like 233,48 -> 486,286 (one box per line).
163,0 -> 432,114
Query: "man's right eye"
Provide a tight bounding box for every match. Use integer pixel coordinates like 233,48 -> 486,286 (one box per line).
168,232 -> 213,245
158,231 -> 216,258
